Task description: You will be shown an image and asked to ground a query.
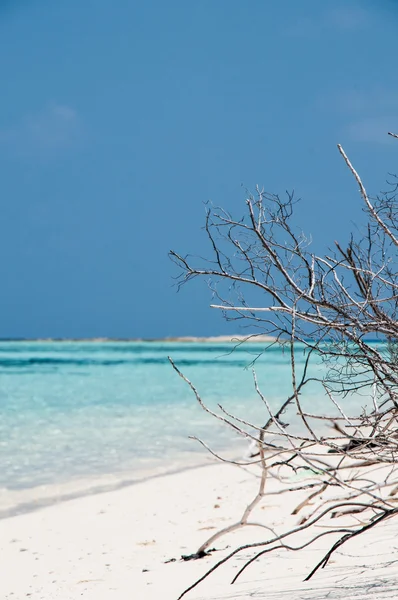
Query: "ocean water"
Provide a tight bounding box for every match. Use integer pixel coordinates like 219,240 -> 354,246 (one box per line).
0,341 -> 372,498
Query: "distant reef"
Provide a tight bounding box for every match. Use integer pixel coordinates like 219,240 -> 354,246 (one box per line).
0,335 -> 276,343
156,334 -> 276,343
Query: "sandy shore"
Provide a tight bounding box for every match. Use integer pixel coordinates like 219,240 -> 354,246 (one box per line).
6,334 -> 276,343
1,460 -> 398,599
158,335 -> 277,343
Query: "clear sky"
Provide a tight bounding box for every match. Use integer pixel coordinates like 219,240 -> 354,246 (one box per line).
0,0 -> 397,338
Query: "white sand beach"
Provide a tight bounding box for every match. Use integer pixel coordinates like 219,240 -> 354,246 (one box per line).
159,335 -> 277,343
1,459 -> 398,600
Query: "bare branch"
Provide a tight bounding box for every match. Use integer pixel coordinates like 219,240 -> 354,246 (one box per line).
169,138 -> 398,598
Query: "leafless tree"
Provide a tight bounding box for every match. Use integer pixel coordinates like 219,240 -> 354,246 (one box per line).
169,135 -> 398,600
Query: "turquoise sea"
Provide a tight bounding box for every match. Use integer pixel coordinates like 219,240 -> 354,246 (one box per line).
0,341 -> 373,501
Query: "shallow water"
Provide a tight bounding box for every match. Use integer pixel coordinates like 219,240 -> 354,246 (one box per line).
0,341 -> 373,494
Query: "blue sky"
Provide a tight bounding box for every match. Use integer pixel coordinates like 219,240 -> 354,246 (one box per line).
0,0 -> 397,338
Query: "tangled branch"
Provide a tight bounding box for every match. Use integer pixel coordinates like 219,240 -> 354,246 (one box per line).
169,135 -> 398,599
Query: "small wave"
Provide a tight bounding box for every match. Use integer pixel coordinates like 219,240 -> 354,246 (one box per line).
0,357 -> 256,369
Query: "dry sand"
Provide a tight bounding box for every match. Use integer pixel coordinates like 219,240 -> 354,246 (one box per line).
1,459 -> 398,599
159,335 -> 277,343
19,335 -> 276,343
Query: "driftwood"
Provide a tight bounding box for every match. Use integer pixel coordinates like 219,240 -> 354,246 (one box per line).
169,133 -> 398,599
